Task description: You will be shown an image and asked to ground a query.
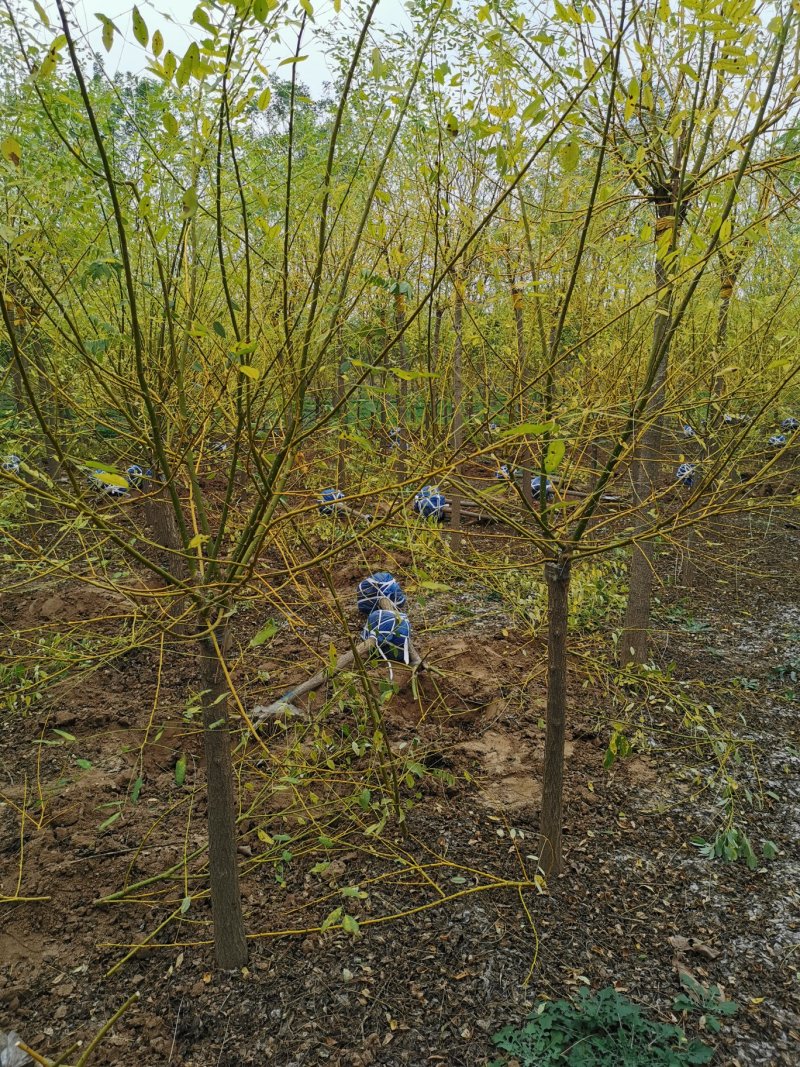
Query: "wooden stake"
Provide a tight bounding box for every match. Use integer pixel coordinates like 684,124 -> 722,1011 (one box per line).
253,598 -> 423,723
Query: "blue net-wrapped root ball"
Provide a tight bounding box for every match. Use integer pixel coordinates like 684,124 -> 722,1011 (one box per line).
769,434 -> 787,448
319,487 -> 345,515
357,572 -> 406,615
781,417 -> 798,432
126,464 -> 153,489
2,454 -> 21,474
413,486 -> 447,520
496,465 -> 511,480
361,608 -> 411,663
531,476 -> 555,500
675,463 -> 696,488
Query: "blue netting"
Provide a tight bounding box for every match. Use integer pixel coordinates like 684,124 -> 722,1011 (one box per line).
2,454 -> 21,474
496,465 -> 511,480
531,476 -> 554,499
682,424 -> 695,438
781,417 -> 798,432
361,608 -> 411,663
126,464 -> 153,489
211,441 -> 228,453
357,571 -> 406,615
769,434 -> 787,448
413,486 -> 447,520
319,487 -> 345,515
675,463 -> 696,488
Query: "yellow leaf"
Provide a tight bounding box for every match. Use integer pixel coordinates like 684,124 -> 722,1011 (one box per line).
238,364 -> 260,380
152,29 -> 164,56
1,136 -> 21,167
188,533 -> 209,549
132,6 -> 149,47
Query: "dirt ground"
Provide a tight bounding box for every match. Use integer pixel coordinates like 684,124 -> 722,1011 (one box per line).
1,498 -> 799,1066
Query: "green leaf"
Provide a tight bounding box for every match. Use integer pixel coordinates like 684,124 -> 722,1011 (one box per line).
238,364 -> 260,380
152,29 -> 164,56
561,137 -> 580,172
163,50 -> 177,80
341,913 -> 360,935
180,895 -> 192,914
249,621 -> 278,647
51,727 -> 76,741
499,422 -> 556,439
33,1 -> 50,27
130,776 -> 144,804
176,42 -> 199,87
298,0 -> 314,16
181,186 -> 198,219
257,86 -> 271,110
761,839 -> 778,859
321,906 -> 342,931
95,14 -> 116,53
132,6 -> 149,47
389,368 -> 436,381
175,754 -> 187,786
75,758 -> 93,770
98,810 -> 121,832
544,439 -> 566,473
278,55 -> 308,66
162,112 -> 179,136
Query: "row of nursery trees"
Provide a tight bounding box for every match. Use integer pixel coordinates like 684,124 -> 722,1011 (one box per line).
2,0 -> 800,967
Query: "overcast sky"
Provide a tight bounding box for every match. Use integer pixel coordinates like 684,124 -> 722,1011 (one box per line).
19,0 -> 411,96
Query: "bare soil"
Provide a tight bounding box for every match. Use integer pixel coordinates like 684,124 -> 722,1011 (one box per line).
1,503 -> 799,1066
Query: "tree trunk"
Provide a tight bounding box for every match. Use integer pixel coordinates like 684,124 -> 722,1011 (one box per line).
336,342 -> 346,491
539,556 -> 571,878
425,304 -> 443,443
450,280 -> 464,550
511,282 -> 526,422
199,628 -> 249,969
511,278 -> 536,509
394,288 -> 407,472
620,207 -> 675,665
143,480 -> 186,582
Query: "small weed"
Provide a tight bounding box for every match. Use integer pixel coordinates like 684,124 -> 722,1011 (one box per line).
490,986 -> 714,1066
673,973 -> 738,1035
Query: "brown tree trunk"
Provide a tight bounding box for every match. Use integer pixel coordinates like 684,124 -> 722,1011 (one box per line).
425,304 -> 443,442
143,480 -> 186,582
199,629 -> 249,969
620,207 -> 676,665
539,556 -> 571,877
450,279 -> 464,549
